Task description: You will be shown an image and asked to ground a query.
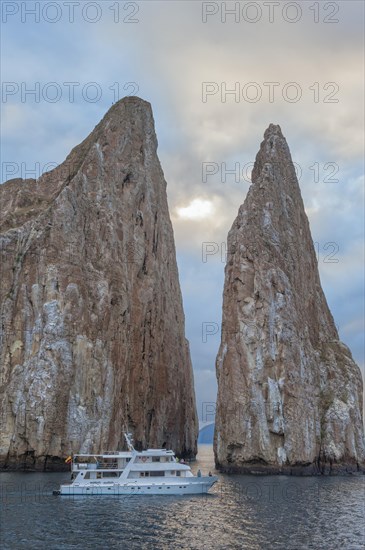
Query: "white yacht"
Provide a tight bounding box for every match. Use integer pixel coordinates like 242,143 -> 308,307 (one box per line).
55,433 -> 218,496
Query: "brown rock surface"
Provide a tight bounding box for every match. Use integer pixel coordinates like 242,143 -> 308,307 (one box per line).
214,124 -> 365,474
0,97 -> 198,470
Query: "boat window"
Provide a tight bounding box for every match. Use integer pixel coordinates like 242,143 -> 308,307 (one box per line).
150,471 -> 164,477
84,473 -> 90,479
152,457 -> 160,462
103,472 -> 118,478
176,471 -> 181,477
140,472 -> 150,477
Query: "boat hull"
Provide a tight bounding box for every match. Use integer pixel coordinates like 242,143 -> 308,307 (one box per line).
58,477 -> 218,496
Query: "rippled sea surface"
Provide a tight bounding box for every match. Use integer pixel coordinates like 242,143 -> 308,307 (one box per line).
1,445 -> 364,549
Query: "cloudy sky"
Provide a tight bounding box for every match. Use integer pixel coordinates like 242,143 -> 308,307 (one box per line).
2,0 -> 364,420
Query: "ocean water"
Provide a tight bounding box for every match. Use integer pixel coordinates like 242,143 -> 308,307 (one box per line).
0,445 -> 364,550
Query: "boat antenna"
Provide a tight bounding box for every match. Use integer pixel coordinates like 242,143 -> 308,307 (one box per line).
124,432 -> 135,451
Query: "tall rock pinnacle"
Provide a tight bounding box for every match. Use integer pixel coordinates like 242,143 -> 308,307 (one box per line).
214,124 -> 365,474
0,97 -> 198,469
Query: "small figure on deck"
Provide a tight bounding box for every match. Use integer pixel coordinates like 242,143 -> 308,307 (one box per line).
197,469 -> 202,477
208,471 -> 212,477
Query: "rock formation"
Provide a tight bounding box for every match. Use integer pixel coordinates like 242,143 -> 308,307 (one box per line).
0,97 -> 198,470
214,124 -> 365,474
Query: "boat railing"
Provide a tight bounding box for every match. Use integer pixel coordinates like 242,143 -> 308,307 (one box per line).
97,462 -> 119,469
74,462 -> 119,470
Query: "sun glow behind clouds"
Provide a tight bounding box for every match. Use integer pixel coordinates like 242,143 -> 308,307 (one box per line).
176,198 -> 215,220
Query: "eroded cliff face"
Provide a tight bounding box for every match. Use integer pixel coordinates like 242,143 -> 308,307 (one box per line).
0,97 -> 198,470
214,124 -> 365,474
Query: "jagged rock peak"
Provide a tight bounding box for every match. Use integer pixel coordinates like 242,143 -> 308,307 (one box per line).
251,123 -> 294,187
214,125 -> 365,475
264,123 -> 283,138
